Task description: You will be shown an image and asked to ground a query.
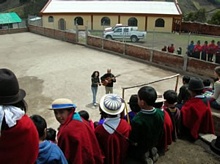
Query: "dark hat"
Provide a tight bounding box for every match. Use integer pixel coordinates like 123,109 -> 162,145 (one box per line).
210,136 -> 220,155
128,94 -> 138,105
188,77 -> 204,91
0,68 -> 26,105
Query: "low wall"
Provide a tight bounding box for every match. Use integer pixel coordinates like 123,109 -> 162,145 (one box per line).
87,35 -> 219,79
28,25 -> 77,44
0,28 -> 28,35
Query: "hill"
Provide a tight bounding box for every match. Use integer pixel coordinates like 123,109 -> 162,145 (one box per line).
0,0 -> 220,21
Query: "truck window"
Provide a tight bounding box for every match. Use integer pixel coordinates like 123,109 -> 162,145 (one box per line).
124,28 -> 129,32
115,28 -> 122,32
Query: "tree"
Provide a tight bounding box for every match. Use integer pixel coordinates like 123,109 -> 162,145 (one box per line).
208,10 -> 220,25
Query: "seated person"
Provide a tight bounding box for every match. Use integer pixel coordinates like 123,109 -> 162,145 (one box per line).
180,77 -> 215,141
30,115 -> 68,164
46,127 -> 57,143
210,66 -> 220,110
168,44 -> 175,53
163,90 -> 181,141
162,46 -> 167,51
124,94 -> 141,123
203,78 -> 213,98
78,110 -> 95,130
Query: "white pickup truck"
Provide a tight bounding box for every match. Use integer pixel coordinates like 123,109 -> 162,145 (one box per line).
103,26 -> 146,42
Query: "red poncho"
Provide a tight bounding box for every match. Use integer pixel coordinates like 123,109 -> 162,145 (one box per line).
57,111 -> 104,164
181,97 -> 215,139
95,119 -> 131,164
0,115 -> 39,164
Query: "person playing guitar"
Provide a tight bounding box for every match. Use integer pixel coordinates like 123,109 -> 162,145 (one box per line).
101,69 -> 116,94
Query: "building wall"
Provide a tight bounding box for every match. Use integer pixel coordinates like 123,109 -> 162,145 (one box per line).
42,14 -> 176,32
147,16 -> 173,32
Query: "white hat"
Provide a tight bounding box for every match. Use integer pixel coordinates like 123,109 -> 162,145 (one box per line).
155,94 -> 165,103
49,98 -> 77,110
100,94 -> 125,115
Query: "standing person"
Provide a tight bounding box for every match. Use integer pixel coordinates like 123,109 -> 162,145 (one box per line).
193,40 -> 202,59
0,68 -> 39,164
101,69 -> 116,94
210,66 -> 220,110
187,40 -> 194,57
127,86 -> 164,163
49,98 -> 103,164
207,40 -> 216,62
180,77 -> 215,141
201,41 -> 208,61
30,114 -> 68,164
95,94 -> 131,164
91,71 -> 101,106
215,41 -> 220,64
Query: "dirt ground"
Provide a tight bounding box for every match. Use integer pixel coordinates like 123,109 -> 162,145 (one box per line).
0,32 -> 220,163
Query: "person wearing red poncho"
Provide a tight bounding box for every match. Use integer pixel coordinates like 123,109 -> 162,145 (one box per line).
0,68 -> 39,164
95,94 -> 131,164
49,98 -> 104,164
180,77 -> 215,141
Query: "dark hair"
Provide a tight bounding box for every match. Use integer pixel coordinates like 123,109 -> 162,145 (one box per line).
12,99 -> 28,113
129,94 -> 141,113
91,71 -> 99,78
78,110 -> 89,121
46,128 -> 56,142
203,79 -> 211,87
183,75 -> 190,84
215,66 -> 220,77
30,115 -> 47,139
138,86 -> 157,106
163,90 -> 178,104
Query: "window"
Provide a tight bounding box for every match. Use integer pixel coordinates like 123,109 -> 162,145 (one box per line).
115,28 -> 122,32
155,18 -> 165,27
48,16 -> 54,22
128,17 -> 137,26
124,28 -> 129,32
58,18 -> 66,30
74,17 -> 83,25
101,17 -> 110,26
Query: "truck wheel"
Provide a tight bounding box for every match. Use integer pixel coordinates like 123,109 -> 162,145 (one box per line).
106,35 -> 112,40
131,36 -> 138,42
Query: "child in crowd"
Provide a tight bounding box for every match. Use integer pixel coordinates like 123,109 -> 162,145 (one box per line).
46,127 -> 57,143
78,110 -> 95,130
203,78 -> 213,98
177,75 -> 191,109
126,86 -> 164,163
95,94 -> 131,164
180,77 -> 215,141
30,115 -> 68,164
49,98 -> 103,164
163,90 -> 181,141
124,94 -> 141,123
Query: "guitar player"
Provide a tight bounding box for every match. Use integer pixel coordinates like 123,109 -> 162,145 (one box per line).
101,69 -> 116,94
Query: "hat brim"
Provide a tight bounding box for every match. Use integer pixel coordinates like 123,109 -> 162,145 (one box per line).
0,89 -> 26,105
210,139 -> 220,155
100,95 -> 125,115
49,104 -> 77,110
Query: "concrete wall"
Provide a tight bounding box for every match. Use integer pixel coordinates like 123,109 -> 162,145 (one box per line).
0,28 -> 28,35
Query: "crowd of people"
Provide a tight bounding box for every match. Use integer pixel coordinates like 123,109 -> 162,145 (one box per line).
187,39 -> 220,63
0,67 -> 219,164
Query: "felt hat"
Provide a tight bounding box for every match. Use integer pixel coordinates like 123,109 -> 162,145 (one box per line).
210,136 -> 220,155
188,77 -> 204,91
100,94 -> 125,115
128,94 -> 138,105
0,68 -> 26,105
50,98 -> 77,110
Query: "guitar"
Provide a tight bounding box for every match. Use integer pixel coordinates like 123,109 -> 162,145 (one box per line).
101,74 -> 120,86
